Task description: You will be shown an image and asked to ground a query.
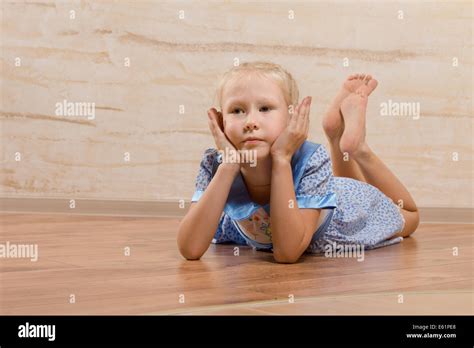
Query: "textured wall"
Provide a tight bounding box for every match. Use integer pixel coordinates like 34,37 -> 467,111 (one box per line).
1,1 -> 472,208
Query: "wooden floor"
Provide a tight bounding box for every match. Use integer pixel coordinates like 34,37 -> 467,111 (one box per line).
0,213 -> 472,315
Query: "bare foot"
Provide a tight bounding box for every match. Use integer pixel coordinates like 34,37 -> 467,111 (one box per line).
339,78 -> 378,156
322,74 -> 378,141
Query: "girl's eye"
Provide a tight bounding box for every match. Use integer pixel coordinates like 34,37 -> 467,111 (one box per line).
231,108 -> 243,114
230,106 -> 271,114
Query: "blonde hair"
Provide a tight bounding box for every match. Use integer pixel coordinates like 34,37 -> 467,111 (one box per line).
214,61 -> 299,110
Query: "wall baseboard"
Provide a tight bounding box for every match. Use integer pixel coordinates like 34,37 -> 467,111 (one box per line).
0,197 -> 183,218
0,197 -> 472,224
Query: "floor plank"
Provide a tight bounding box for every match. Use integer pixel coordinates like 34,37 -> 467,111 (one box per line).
0,213 -> 472,315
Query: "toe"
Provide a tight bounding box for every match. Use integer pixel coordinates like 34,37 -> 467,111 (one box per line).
367,79 -> 378,93
356,84 -> 369,96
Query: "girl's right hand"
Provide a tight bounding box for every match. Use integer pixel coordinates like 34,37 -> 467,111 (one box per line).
207,107 -> 241,170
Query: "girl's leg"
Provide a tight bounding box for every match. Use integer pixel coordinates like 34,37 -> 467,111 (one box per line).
347,142 -> 420,237
339,81 -> 420,237
323,74 -> 420,238
328,132 -> 419,238
327,136 -> 367,182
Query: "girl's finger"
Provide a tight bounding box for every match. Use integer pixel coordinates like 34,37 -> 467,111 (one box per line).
208,119 -> 217,137
300,97 -> 309,116
302,97 -> 311,132
303,97 -> 311,131
218,112 -> 225,132
305,109 -> 310,135
207,111 -> 215,128
208,112 -> 220,137
208,109 -> 217,126
297,97 -> 308,131
209,118 -> 226,150
291,99 -> 303,127
209,108 -> 223,132
296,99 -> 304,115
209,109 -> 223,134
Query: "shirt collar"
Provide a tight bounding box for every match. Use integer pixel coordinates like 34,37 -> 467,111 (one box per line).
217,140 -> 318,220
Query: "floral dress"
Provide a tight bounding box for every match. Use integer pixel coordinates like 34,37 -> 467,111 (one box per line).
191,140 -> 405,253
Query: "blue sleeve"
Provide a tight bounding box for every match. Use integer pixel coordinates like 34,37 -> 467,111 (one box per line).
190,148 -> 232,243
191,148 -> 218,202
190,148 -> 247,246
295,144 -> 337,209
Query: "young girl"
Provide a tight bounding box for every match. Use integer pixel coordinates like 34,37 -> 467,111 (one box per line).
177,61 -> 420,263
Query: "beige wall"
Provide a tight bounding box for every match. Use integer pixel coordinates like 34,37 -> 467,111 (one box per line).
1,0 -> 472,209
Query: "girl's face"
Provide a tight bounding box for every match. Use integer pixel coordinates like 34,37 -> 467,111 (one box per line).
221,73 -> 290,159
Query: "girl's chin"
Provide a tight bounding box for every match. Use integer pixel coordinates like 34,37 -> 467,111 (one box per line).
235,144 -> 269,159
240,143 -> 268,151
252,147 -> 271,159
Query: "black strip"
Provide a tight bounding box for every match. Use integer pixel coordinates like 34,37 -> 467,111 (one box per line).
0,315 -> 472,346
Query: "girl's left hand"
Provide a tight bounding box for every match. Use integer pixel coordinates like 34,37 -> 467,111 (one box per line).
270,96 -> 312,163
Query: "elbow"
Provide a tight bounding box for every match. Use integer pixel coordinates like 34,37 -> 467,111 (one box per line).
273,248 -> 301,264
177,229 -> 204,261
182,253 -> 202,261
178,244 -> 204,261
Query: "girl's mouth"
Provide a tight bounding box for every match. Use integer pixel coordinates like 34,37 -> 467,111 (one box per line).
243,140 -> 262,145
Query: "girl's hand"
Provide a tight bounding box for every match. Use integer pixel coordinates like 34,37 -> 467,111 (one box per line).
270,96 -> 312,163
207,108 -> 241,169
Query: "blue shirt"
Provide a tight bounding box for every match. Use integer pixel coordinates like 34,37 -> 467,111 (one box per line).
191,140 -> 338,251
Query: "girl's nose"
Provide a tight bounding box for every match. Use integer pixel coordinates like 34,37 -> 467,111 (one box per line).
244,121 -> 258,131
244,111 -> 259,131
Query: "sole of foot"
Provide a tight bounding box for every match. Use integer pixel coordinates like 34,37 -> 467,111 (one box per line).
322,74 -> 378,142
339,78 -> 378,157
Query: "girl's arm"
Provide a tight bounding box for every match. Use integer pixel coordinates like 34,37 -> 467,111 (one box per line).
177,163 -> 240,260
270,157 -> 321,263
269,96 -> 320,263
178,106 -> 241,260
